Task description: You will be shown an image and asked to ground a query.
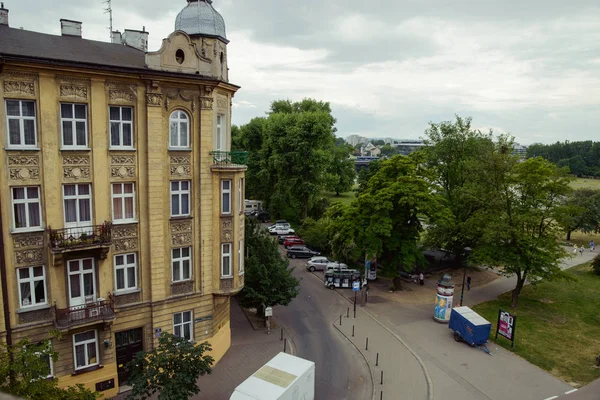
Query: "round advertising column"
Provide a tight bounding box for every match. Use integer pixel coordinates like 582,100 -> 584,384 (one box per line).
433,274 -> 455,323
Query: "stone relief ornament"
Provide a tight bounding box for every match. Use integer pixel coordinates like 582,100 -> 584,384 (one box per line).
3,80 -> 35,95
220,278 -> 233,291
63,155 -> 90,165
63,166 -> 90,179
60,85 -> 88,99
216,97 -> 228,109
110,155 -> 135,165
8,156 -> 38,166
146,93 -> 163,107
170,165 -> 191,177
170,156 -> 190,165
15,249 -> 43,265
114,238 -> 138,252
200,97 -> 213,110
172,232 -> 192,246
109,89 -> 134,102
171,220 -> 192,234
112,225 -> 138,239
9,167 -> 40,181
13,234 -> 44,249
111,166 -> 135,178
222,220 -> 232,229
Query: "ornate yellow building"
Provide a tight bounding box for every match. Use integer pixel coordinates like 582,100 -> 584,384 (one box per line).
0,1 -> 245,396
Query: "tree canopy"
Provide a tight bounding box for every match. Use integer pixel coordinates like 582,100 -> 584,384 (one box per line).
527,140 -> 600,177
555,188 -> 600,240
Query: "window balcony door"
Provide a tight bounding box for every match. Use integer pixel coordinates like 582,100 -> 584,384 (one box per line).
63,184 -> 93,237
68,258 -> 96,309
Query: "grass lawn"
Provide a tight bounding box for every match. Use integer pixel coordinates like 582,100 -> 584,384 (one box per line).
473,263 -> 600,387
570,177 -> 600,190
324,190 -> 357,206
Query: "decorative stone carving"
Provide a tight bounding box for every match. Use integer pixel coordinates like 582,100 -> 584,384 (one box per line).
110,155 -> 135,165
111,166 -> 135,178
171,220 -> 192,234
146,93 -> 163,107
200,97 -> 213,110
9,167 -> 40,181
60,85 -> 88,99
220,278 -> 233,291
216,96 -> 228,109
170,165 -> 191,176
18,308 -> 52,324
239,274 -> 244,286
171,281 -> 194,296
15,249 -> 43,265
222,219 -> 232,229
170,156 -> 190,164
114,238 -> 138,252
114,291 -> 141,307
63,166 -> 90,179
3,80 -> 35,95
109,89 -> 134,102
62,155 -> 90,165
13,234 -> 44,249
172,232 -> 192,246
8,156 -> 38,166
113,225 -> 137,239
192,99 -> 196,112
171,221 -> 192,245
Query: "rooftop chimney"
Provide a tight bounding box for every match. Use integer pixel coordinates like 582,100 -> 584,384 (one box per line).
0,3 -> 9,26
111,30 -> 122,44
60,19 -> 82,37
122,27 -> 149,52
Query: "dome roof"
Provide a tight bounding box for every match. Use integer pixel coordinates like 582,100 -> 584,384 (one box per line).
175,0 -> 228,42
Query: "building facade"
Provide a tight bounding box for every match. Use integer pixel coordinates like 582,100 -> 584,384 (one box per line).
0,0 -> 245,397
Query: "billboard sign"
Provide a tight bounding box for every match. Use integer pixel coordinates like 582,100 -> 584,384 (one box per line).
495,309 -> 517,347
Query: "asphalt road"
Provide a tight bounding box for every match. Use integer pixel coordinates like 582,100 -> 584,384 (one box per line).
277,251 -> 372,400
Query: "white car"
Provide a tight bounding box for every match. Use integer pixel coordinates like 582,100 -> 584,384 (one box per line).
324,262 -> 356,274
306,256 -> 333,272
269,226 -> 295,235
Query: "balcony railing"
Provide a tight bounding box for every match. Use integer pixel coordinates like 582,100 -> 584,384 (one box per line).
210,151 -> 248,167
48,222 -> 113,251
53,295 -> 115,329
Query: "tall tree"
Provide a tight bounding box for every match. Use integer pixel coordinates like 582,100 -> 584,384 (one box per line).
327,142 -> 356,196
556,188 -> 600,240
473,156 -> 573,308
355,159 -> 381,195
239,218 -> 300,316
231,118 -> 268,201
127,333 -> 213,400
423,116 -> 495,266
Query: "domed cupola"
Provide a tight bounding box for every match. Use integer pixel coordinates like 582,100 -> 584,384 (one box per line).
175,0 -> 228,43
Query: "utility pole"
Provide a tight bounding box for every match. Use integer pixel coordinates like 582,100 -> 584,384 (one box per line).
103,0 -> 113,41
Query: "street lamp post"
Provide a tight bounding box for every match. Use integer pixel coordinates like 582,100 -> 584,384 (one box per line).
459,247 -> 472,307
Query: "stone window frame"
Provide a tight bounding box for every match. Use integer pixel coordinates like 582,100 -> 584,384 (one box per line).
114,252 -> 138,293
221,179 -> 231,215
221,243 -> 232,278
170,180 -> 191,217
168,110 -> 190,150
73,330 -> 99,371
5,99 -> 38,149
17,265 -> 47,309
171,246 -> 192,282
111,182 -> 136,224
60,103 -> 89,150
108,106 -> 134,150
173,310 -> 193,341
11,186 -> 42,232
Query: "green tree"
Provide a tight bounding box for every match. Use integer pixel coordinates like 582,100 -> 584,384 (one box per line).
0,338 -> 98,400
239,218 -> 300,316
355,159 -> 381,195
423,115 -> 496,266
327,142 -> 356,196
231,118 -> 269,202
126,333 -> 213,400
372,139 -> 385,146
592,254 -> 600,276
298,217 -> 331,253
556,188 -> 600,240
473,156 -> 573,308
379,144 -> 398,157
328,154 -> 445,286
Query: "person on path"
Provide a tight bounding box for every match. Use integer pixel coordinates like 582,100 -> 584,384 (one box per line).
419,272 -> 424,286
467,275 -> 472,291
579,245 -> 584,256
591,240 -> 595,251
573,244 -> 578,254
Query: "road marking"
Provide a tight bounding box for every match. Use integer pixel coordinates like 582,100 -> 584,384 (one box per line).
543,396 -> 559,400
565,389 -> 578,394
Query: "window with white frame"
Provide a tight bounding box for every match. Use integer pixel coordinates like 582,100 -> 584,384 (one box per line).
215,114 -> 225,151
6,100 -> 37,148
170,181 -> 190,217
221,243 -> 232,277
109,106 -> 133,149
27,341 -> 53,379
112,183 -> 136,222
221,180 -> 231,215
114,253 -> 137,292
17,266 -> 46,308
172,247 -> 191,282
60,103 -> 88,148
73,330 -> 98,370
12,186 -> 41,230
169,110 -> 190,149
238,240 -> 244,275
63,184 -> 91,227
173,311 -> 193,341
238,178 -> 243,214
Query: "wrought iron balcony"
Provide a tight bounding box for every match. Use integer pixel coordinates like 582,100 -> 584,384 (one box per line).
209,150 -> 248,168
48,222 -> 112,252
53,295 -> 115,330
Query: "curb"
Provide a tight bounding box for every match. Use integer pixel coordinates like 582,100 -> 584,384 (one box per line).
332,319 -> 376,400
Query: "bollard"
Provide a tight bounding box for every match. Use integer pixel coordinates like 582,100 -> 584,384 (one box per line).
347,307 -> 349,318
366,337 -> 369,351
380,370 -> 384,385
380,391 -> 383,400
339,315 -> 342,326
284,338 -> 287,353
376,353 -> 379,366
280,328 -> 283,341
352,325 -> 355,337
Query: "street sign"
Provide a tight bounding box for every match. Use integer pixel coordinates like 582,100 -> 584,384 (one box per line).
264,307 -> 273,317
352,281 -> 360,291
495,309 -> 517,348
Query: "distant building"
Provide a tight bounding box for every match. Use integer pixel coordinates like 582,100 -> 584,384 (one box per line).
346,134 -> 369,147
513,143 -> 528,159
396,140 -> 427,156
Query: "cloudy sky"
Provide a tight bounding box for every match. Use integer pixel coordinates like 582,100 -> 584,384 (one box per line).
6,0 -> 600,144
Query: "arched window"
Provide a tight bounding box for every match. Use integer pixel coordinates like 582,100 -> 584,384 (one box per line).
169,110 -> 189,148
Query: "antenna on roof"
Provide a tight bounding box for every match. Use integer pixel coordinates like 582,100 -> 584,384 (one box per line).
103,0 -> 113,41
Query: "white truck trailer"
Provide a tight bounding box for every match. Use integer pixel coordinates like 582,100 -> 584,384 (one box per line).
230,352 -> 315,400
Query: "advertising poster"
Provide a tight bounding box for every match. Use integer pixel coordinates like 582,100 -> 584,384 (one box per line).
498,309 -> 515,340
365,253 -> 377,280
434,294 -> 453,322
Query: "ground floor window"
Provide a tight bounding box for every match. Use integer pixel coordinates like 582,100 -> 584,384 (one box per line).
173,311 -> 193,341
73,330 -> 98,370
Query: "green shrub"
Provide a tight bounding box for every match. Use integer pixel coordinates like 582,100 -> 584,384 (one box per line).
298,217 -> 331,253
592,254 -> 600,276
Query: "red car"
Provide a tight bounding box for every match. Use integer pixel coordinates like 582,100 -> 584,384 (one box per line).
283,237 -> 304,248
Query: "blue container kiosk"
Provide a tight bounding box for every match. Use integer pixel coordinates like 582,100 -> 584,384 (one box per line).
449,306 -> 492,355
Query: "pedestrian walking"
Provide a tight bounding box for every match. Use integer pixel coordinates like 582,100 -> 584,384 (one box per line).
419,272 -> 424,286
590,240 -> 595,251
467,275 -> 472,291
573,244 -> 578,254
579,245 -> 584,256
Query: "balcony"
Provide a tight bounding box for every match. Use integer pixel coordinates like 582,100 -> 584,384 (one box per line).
47,223 -> 112,266
209,151 -> 248,171
53,296 -> 115,330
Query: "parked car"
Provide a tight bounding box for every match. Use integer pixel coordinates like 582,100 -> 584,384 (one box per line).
255,210 -> 270,222
284,237 -> 304,248
324,263 -> 359,275
286,246 -> 320,259
306,256 -> 333,272
269,226 -> 295,235
278,234 -> 299,244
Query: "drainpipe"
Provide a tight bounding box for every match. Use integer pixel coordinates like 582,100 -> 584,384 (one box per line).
0,199 -> 12,348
